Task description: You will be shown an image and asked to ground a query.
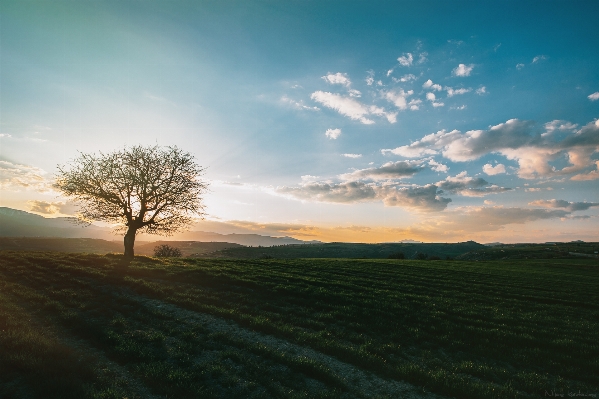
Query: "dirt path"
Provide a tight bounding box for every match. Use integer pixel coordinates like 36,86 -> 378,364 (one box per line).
123,291 -> 446,399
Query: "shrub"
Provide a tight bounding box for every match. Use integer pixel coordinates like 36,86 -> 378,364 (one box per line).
153,245 -> 182,258
387,252 -> 405,259
415,253 -> 428,260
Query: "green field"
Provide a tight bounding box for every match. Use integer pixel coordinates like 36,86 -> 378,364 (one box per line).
0,251 -> 597,398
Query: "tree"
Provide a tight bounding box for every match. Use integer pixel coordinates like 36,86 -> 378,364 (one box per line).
153,244 -> 182,258
54,145 -> 208,259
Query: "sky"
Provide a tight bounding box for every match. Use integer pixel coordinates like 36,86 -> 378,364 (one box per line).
1,0 -> 599,243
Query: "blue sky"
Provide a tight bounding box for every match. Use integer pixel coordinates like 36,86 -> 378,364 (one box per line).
1,1 -> 599,243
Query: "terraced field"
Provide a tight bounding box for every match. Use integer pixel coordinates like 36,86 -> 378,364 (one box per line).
0,251 -> 597,398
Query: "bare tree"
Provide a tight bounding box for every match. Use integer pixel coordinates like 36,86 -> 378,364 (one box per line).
54,145 -> 208,259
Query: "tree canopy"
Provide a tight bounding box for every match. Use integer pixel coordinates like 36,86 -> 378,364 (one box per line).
54,145 -> 208,258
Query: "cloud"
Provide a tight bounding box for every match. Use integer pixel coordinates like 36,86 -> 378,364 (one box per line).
446,87 -> 471,97
325,128 -> 341,139
377,184 -> 451,211
450,105 -> 467,110
476,86 -> 487,95
532,55 -> 547,64
588,92 -> 599,101
322,72 -> 351,87
426,92 -> 444,107
381,117 -> 599,180
281,96 -> 320,111
27,200 -> 74,215
408,99 -> 422,111
340,161 -> 423,180
0,160 -> 51,192
348,89 -> 362,97
483,163 -> 506,175
543,120 -> 578,134
453,64 -> 474,77
398,53 -> 414,66
277,181 -> 377,204
516,63 -> 525,70
428,159 -> 449,173
311,91 -> 374,124
276,180 -> 451,212
369,105 -> 398,123
423,79 -> 442,91
394,74 -> 417,83
447,206 -> 569,229
342,153 -> 362,158
0,134 -> 11,138
384,89 -> 414,110
436,171 -> 511,197
417,52 -> 428,64
528,199 -> 599,212
366,70 -> 375,86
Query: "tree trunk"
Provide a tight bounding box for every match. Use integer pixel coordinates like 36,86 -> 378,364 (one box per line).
124,228 -> 137,259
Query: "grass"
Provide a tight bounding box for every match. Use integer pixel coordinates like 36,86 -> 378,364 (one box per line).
0,250 -> 597,398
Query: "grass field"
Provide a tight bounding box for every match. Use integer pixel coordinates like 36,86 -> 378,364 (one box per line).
0,251 -> 597,398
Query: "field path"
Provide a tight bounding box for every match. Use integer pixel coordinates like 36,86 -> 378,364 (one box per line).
120,288 -> 445,399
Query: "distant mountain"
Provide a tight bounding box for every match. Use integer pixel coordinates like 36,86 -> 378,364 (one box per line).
0,207 -> 320,247
0,207 -> 113,239
176,230 -> 321,247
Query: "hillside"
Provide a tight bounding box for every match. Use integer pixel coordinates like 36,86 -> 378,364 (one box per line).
1,252 -> 597,398
204,241 -> 486,260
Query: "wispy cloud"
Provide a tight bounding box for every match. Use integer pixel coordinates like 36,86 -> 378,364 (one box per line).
532,55 -> 547,64
398,53 -> 414,66
446,87 -> 471,97
322,72 -> 351,87
588,92 -> 599,101
528,199 -> 599,212
311,91 -> 374,124
342,153 -> 362,158
281,96 -> 320,111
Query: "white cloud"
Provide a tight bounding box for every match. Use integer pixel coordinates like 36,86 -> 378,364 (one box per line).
516,63 -> 525,70
325,128 -> 342,139
453,64 -> 474,77
386,69 -> 394,77
408,99 -> 422,111
483,163 -> 506,175
322,72 -> 351,87
0,134 -> 11,138
422,79 -> 443,91
311,91 -> 374,124
588,92 -> 599,101
450,105 -> 467,110
446,87 -> 471,97
366,70 -> 375,86
425,93 -> 444,107
398,53 -> 414,66
342,153 -> 362,158
348,89 -> 362,97
385,89 -> 414,110
382,117 -> 599,180
476,86 -> 487,95
369,105 -> 397,123
532,55 -> 547,64
429,159 -> 449,173
281,96 -> 320,111
393,74 -> 417,83
417,52 -> 428,64
544,120 -> 578,134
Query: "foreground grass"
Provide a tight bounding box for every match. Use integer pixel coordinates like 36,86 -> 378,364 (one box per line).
0,251 -> 597,398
